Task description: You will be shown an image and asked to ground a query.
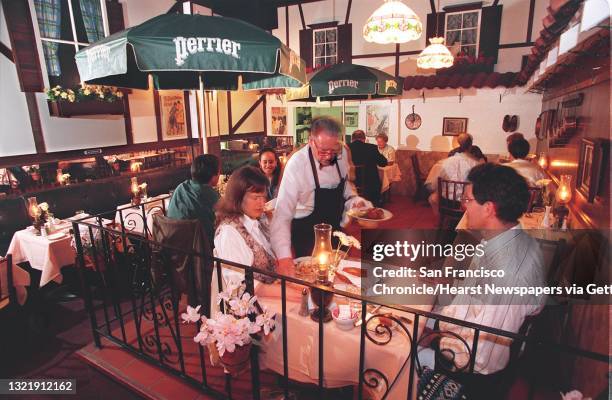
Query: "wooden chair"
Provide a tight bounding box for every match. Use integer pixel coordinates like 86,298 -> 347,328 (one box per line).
0,254 -> 14,311
411,154 -> 429,202
437,177 -> 469,229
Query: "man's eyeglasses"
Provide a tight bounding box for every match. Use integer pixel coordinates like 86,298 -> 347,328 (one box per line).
461,196 -> 477,204
310,138 -> 340,158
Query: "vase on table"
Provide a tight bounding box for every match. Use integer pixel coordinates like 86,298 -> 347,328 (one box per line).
219,343 -> 252,376
540,206 -> 552,228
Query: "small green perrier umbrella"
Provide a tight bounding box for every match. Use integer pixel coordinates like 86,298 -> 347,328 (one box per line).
285,63 -> 402,102
75,13 -> 306,90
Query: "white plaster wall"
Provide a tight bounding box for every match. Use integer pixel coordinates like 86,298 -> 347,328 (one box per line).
120,0 -> 174,27
0,3 -> 36,157
129,89 -> 157,143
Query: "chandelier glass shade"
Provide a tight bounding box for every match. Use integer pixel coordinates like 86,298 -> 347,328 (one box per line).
417,37 -> 454,69
363,0 -> 423,44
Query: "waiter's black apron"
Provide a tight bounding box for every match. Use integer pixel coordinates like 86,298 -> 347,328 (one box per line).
291,148 -> 346,257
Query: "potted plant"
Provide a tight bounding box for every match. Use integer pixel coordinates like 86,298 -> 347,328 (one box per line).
46,85 -> 125,117
181,280 -> 276,375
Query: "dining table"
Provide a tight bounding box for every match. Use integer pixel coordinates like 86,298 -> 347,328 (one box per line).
378,163 -> 402,194
1,256 -> 30,305
213,259 -> 435,399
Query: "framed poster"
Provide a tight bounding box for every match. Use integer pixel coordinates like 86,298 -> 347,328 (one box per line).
344,111 -> 358,127
366,104 -> 389,137
271,107 -> 287,135
159,92 -> 188,140
577,138 -> 607,203
442,117 -> 468,136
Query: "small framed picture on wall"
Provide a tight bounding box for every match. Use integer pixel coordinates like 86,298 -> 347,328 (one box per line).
159,91 -> 188,140
442,117 -> 468,136
577,138 -> 607,203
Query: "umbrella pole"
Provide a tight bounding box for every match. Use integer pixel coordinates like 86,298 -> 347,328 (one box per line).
199,75 -> 208,154
342,97 -> 346,129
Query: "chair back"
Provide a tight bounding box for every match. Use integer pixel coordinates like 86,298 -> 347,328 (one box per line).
437,177 -> 469,228
0,254 -> 15,309
527,186 -> 541,212
150,214 -> 213,316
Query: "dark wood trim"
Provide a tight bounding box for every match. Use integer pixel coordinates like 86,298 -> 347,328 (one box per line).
0,41 -> 13,62
298,3 -> 306,30
307,21 -> 338,29
153,90 -> 163,142
263,95 -> 267,135
499,42 -> 534,49
183,91 -> 192,140
394,44 -> 400,77
285,2 -> 289,46
429,0 -> 436,13
24,93 -> 45,154
231,95 -> 265,135
526,0 -> 536,43
353,49 -> 422,59
345,0 -> 352,25
227,91 -> 233,134
219,131 -> 266,141
492,0 -> 500,6
123,94 -> 133,145
0,138 -> 198,168
443,2 -> 482,12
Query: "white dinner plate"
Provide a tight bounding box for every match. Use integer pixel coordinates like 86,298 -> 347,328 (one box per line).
347,208 -> 393,222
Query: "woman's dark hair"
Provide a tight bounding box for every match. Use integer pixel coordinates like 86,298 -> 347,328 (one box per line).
191,154 -> 220,184
216,166 -> 268,223
468,145 -> 487,162
258,147 -> 281,189
508,138 -> 530,159
468,163 -> 529,223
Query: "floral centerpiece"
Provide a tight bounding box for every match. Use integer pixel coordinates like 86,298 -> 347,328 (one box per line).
30,202 -> 50,233
46,85 -> 124,103
182,280 -> 276,375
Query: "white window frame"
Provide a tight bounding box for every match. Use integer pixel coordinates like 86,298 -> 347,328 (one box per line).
444,9 -> 482,57
312,27 -> 337,67
29,0 -> 109,87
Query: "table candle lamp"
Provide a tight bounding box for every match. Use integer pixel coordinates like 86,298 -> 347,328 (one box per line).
28,197 -> 39,219
56,169 -> 63,185
131,177 -> 140,205
538,152 -> 548,170
554,174 -> 572,228
310,223 -> 334,322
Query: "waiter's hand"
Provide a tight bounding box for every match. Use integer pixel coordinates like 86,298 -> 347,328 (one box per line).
277,258 -> 295,276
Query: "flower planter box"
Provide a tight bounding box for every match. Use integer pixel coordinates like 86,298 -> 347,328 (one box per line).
48,100 -> 125,118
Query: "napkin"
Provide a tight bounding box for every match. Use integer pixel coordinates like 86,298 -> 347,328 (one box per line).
337,259 -> 362,287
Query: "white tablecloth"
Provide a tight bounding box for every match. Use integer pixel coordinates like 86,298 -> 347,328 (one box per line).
7,226 -> 75,287
378,164 -> 402,193
256,285 -> 432,399
114,195 -> 170,235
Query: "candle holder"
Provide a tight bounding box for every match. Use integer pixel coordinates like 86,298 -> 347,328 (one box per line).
310,223 -> 334,323
537,152 -> 548,170
554,174 -> 572,228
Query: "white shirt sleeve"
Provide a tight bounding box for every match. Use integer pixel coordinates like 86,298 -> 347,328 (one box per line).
214,224 -> 254,266
270,155 -> 301,259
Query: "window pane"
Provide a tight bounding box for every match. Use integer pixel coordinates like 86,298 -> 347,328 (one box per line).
314,57 -> 325,67
326,29 -> 336,42
446,30 -> 460,46
463,12 -> 479,28
326,43 -> 337,57
315,44 -> 324,57
325,56 -> 336,66
461,45 -> 476,57
34,0 -> 73,41
314,30 -> 325,44
446,14 -> 462,30
44,42 -> 80,87
462,29 -> 477,45
74,0 -> 104,43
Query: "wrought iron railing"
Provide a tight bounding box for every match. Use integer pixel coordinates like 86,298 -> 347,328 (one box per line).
71,209 -> 609,400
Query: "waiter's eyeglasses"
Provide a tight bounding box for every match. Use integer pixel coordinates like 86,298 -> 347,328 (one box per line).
311,138 -> 339,157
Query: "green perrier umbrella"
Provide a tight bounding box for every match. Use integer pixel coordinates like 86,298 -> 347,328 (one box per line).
75,13 -> 306,90
286,63 -> 402,102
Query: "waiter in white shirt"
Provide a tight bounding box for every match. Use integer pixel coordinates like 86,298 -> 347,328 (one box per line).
271,117 -> 370,272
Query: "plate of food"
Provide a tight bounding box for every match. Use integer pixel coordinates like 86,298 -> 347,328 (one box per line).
347,207 -> 393,228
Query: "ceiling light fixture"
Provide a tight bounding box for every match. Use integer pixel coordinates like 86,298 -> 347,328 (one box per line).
417,0 -> 454,69
363,0 -> 422,44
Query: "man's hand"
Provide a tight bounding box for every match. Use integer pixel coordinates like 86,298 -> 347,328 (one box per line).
277,257 -> 295,276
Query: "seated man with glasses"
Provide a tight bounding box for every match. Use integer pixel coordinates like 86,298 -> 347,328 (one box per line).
419,163 -> 546,398
271,117 -> 370,271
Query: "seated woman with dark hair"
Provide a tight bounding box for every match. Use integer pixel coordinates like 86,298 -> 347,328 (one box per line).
214,166 -> 276,285
258,147 -> 282,200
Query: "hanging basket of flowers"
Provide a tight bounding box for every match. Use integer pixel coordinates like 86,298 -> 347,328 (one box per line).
46,85 -> 126,117
181,280 -> 276,376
